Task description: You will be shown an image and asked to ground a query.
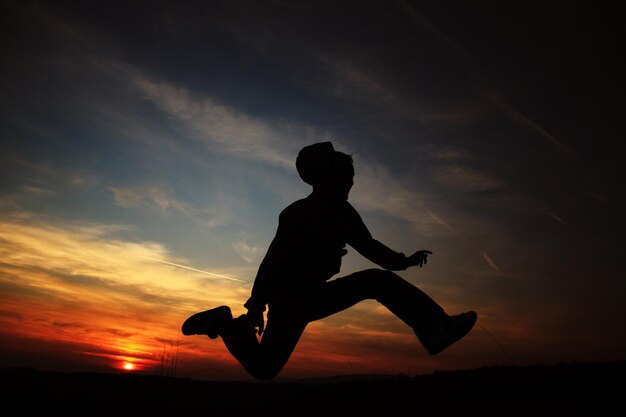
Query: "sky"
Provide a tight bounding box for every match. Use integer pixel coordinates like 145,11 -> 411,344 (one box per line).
1,0 -> 624,381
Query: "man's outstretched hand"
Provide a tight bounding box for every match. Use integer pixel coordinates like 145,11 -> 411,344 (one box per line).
408,250 -> 433,268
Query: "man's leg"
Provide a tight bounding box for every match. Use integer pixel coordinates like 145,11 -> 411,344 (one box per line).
307,269 -> 446,330
181,304 -> 308,381
220,310 -> 307,381
307,269 -> 476,355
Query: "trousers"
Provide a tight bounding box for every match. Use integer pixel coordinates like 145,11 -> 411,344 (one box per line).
220,268 -> 446,380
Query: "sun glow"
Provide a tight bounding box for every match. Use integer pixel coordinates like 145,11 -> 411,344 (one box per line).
122,362 -> 135,371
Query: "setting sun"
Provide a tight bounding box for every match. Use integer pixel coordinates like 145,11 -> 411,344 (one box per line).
122,362 -> 134,371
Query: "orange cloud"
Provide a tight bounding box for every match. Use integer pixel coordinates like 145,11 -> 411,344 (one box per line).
0,214 -> 246,376
0,213 -> 498,380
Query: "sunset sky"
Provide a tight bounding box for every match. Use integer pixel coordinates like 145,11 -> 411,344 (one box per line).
1,1 -> 624,381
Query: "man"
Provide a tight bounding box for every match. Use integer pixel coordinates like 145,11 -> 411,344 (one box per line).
182,142 -> 477,380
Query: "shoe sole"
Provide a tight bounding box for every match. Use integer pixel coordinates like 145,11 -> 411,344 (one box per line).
181,306 -> 232,338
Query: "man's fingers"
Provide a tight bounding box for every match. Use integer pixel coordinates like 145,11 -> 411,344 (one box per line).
413,250 -> 431,267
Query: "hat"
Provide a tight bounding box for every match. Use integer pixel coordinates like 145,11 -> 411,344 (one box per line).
295,141 -> 335,186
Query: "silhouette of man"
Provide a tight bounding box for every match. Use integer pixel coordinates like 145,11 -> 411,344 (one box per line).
182,142 -> 477,380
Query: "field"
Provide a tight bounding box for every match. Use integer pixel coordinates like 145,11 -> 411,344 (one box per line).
1,361 -> 623,416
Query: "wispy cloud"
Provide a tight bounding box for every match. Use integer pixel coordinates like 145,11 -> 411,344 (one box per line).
316,55 -> 408,110
0,213 -> 245,318
0,213 -> 249,370
129,71 -> 307,168
395,0 -> 573,157
1,155 -> 100,194
231,239 -> 263,264
349,161 -> 442,236
5,2 -> 505,277
482,252 -> 500,271
544,210 -> 566,225
433,164 -> 504,192
107,61 -> 482,246
312,52 -> 487,126
146,258 -> 243,282
109,184 -> 227,227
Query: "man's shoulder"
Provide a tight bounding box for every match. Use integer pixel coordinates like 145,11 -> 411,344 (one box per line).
279,196 -> 313,218
342,200 -> 359,213
283,196 -> 310,209
281,197 -> 359,217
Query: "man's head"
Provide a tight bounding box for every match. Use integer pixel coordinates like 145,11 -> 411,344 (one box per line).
296,142 -> 354,200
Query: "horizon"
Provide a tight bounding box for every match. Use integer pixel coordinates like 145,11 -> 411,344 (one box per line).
3,358 -> 624,383
1,1 -> 624,381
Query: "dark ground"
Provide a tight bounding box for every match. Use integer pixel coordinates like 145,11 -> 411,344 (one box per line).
1,361 -> 623,416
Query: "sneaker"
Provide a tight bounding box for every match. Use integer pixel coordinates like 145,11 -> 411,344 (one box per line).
418,311 -> 477,355
181,306 -> 232,339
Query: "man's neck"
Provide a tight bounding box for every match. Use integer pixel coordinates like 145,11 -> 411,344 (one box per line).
310,189 -> 348,204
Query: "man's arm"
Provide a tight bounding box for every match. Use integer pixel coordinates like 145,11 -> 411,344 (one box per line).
352,236 -> 433,270
346,203 -> 431,270
351,238 -> 409,270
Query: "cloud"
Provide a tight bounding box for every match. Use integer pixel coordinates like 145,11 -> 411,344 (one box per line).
3,2 -> 505,278
395,0 -> 572,157
349,160 -> 443,236
0,212 -> 250,371
482,252 -> 500,271
109,184 -> 227,227
316,55 -> 407,109
544,211 -> 565,225
0,213 -> 245,314
231,239 -> 264,264
1,155 -> 100,195
2,3 -> 468,244
347,159 -> 504,272
433,164 -> 504,192
110,62 -> 472,242
312,52 -> 487,127
129,71 -> 307,168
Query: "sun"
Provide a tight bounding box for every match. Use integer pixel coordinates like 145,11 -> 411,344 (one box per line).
122,361 -> 135,371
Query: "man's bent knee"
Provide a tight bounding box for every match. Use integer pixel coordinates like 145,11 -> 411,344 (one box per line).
242,361 -> 283,381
